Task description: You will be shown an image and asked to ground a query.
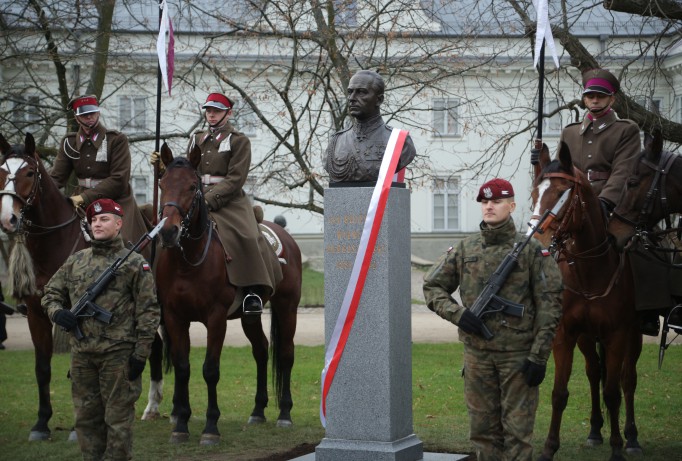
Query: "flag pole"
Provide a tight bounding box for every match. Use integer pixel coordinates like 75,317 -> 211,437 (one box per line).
153,0 -> 162,224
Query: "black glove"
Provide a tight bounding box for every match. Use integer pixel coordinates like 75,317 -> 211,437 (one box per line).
530,147 -> 540,166
599,197 -> 614,220
457,309 -> 485,336
521,359 -> 547,387
128,356 -> 146,381
53,309 -> 78,330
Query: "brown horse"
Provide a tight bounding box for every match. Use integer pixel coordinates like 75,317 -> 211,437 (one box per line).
0,132 -> 164,441
155,143 -> 301,445
609,131 -> 682,249
531,142 -> 642,461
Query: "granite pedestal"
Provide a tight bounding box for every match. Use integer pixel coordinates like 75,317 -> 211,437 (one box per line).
317,185 -> 422,461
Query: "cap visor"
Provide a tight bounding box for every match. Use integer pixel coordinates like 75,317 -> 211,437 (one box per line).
75,105 -> 100,115
583,87 -> 613,96
202,102 -> 228,110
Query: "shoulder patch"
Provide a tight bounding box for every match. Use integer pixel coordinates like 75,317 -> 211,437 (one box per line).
142,262 -> 151,272
446,246 -> 454,254
536,247 -> 551,257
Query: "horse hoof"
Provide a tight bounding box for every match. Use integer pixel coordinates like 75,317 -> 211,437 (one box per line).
626,446 -> 643,456
585,437 -> 603,447
28,430 -> 50,442
247,415 -> 266,424
142,410 -> 161,421
200,433 -> 220,445
276,419 -> 293,428
170,432 -> 190,444
68,430 -> 78,442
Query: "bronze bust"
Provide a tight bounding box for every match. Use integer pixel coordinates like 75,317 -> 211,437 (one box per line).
324,70 -> 416,184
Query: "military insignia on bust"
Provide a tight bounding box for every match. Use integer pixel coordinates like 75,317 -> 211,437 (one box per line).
483,187 -> 493,199
94,202 -> 103,213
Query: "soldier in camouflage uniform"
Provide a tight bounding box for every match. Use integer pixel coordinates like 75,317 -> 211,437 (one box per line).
43,198 -> 160,461
423,178 -> 563,461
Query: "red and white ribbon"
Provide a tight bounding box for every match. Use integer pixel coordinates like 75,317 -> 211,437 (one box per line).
320,128 -> 409,427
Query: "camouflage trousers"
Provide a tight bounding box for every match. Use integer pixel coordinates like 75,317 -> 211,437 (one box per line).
463,347 -> 539,461
71,348 -> 142,461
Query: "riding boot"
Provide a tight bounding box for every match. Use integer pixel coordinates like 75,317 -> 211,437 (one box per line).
242,288 -> 264,316
639,311 -> 660,337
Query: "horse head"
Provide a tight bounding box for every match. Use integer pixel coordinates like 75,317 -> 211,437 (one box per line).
608,129 -> 680,250
0,133 -> 42,234
158,142 -> 208,248
530,141 -> 602,249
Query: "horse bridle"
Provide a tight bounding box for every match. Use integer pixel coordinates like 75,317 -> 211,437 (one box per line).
611,150 -> 678,234
0,154 -> 40,209
160,173 -> 213,266
534,169 -> 584,249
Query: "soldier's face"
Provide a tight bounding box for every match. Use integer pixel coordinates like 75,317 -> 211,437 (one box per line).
76,112 -> 100,132
205,107 -> 230,127
90,213 -> 123,241
583,92 -> 614,116
480,198 -> 515,226
347,74 -> 383,121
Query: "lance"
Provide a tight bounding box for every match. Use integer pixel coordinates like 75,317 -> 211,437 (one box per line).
153,0 -> 163,225
531,39 -> 545,170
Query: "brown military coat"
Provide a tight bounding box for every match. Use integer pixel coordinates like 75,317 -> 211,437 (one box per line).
187,123 -> 282,294
52,123 -> 150,255
559,110 -> 640,205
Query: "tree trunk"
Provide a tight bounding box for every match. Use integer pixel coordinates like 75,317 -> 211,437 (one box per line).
604,0 -> 682,20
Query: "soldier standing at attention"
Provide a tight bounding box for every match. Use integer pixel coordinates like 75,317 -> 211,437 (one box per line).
52,95 -> 150,253
42,199 -> 160,461
151,92 -> 282,315
423,179 -> 563,461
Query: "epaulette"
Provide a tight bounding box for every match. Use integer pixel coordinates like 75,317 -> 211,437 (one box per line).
614,118 -> 639,128
564,120 -> 581,128
333,126 -> 352,137
105,129 -> 122,136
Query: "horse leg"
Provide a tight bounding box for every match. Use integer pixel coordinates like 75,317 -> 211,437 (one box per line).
270,304 -> 297,427
142,331 -> 164,421
199,322 -> 226,445
538,329 -> 577,461
602,343 -> 626,461
622,330 -> 643,455
242,316 -> 269,424
27,306 -> 53,441
577,335 -> 604,446
169,320 -> 192,443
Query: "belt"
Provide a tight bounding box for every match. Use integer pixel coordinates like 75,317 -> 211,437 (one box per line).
587,170 -> 610,181
78,178 -> 103,188
201,174 -> 224,185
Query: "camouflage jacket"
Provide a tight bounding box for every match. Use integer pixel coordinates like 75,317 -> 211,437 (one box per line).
423,218 -> 563,365
42,236 -> 160,361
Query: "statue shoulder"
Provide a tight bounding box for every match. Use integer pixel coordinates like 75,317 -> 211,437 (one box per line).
332,126 -> 352,138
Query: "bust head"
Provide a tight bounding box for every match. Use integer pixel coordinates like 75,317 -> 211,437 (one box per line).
347,70 -> 384,122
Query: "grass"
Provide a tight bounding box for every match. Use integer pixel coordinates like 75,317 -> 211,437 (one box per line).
299,267 -> 324,307
0,343 -> 681,460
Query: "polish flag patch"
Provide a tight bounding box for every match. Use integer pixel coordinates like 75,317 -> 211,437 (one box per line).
142,263 -> 151,271
541,249 -> 551,257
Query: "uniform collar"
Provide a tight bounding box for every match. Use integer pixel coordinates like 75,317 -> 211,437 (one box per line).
579,110 -> 617,135
76,123 -> 107,150
352,114 -> 384,141
199,123 -> 234,145
480,217 -> 516,245
91,235 -> 125,256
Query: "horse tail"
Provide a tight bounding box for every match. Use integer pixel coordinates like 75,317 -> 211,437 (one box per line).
8,235 -> 38,298
270,307 -> 285,405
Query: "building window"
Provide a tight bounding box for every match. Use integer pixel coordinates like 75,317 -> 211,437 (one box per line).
119,96 -> 147,132
675,96 -> 682,124
333,0 -> 357,26
132,176 -> 148,204
543,99 -> 563,136
231,99 -> 260,136
433,177 -> 459,231
432,98 -> 459,137
11,95 -> 40,133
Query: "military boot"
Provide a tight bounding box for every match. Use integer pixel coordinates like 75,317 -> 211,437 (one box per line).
243,289 -> 263,316
640,311 -> 660,337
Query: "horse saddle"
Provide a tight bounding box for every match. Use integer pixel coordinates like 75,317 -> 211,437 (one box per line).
259,223 -> 286,264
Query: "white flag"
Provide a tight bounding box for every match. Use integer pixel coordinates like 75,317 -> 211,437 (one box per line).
534,0 -> 560,68
157,0 -> 175,95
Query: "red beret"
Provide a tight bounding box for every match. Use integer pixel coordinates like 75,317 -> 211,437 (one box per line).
202,92 -> 233,111
86,198 -> 124,223
68,95 -> 100,116
476,178 -> 515,202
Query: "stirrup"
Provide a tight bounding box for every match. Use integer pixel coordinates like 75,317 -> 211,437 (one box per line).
242,293 -> 263,316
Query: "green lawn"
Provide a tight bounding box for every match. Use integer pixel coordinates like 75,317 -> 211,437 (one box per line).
0,343 -> 680,460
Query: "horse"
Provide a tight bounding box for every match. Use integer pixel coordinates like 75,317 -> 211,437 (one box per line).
531,142 -> 643,461
155,143 -> 302,445
609,130 -> 682,249
0,132 -> 164,441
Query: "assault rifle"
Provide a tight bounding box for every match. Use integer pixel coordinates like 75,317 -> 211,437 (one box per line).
468,188 -> 572,340
67,217 -> 166,340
